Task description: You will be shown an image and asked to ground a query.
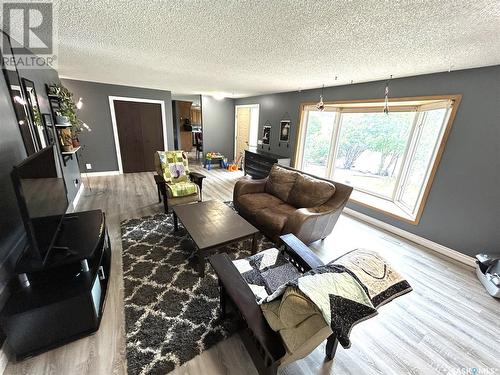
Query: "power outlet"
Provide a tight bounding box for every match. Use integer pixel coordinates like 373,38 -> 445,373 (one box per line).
85,163 -> 92,170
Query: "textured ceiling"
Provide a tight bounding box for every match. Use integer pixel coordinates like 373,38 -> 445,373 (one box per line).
55,0 -> 500,97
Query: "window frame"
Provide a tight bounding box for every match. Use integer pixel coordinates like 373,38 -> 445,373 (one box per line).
294,95 -> 462,225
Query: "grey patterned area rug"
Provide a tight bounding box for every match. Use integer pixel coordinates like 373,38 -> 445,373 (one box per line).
121,209 -> 273,375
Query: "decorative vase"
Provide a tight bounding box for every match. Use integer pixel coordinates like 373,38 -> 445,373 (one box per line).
55,115 -> 70,125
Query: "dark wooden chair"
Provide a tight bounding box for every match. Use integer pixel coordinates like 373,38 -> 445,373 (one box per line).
209,234 -> 339,375
154,172 -> 206,227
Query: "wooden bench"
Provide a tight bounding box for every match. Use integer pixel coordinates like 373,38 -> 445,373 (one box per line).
209,234 -> 339,375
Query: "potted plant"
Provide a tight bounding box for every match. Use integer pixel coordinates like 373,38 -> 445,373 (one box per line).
48,84 -> 91,146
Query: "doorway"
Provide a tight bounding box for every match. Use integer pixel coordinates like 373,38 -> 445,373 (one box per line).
109,96 -> 168,173
171,95 -> 203,163
234,104 -> 259,161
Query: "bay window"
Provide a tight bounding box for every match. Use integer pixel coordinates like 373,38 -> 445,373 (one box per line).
295,96 -> 460,223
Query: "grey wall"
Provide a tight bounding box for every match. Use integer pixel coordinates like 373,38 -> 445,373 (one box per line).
201,96 -> 235,161
236,65 -> 500,256
61,79 -> 174,173
22,69 -> 82,203
0,64 -> 28,292
0,49 -> 81,303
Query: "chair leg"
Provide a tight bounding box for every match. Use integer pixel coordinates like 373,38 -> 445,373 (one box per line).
173,212 -> 178,231
325,335 -> 339,361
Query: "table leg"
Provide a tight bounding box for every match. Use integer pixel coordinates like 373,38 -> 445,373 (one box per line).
251,233 -> 257,254
325,335 -> 339,361
173,212 -> 178,231
219,279 -> 226,318
157,184 -> 161,203
197,251 -> 205,277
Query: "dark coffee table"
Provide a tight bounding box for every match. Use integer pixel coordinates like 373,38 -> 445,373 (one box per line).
173,200 -> 259,277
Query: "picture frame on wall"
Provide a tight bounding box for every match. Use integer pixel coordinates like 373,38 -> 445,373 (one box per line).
0,31 -> 40,155
262,125 -> 271,145
22,78 -> 49,149
279,120 -> 290,143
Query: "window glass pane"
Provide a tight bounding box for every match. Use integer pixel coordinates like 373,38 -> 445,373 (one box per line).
399,108 -> 447,211
333,112 -> 415,198
301,111 -> 336,177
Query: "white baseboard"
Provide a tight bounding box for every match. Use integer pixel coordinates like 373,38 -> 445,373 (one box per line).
72,182 -> 85,211
344,208 -> 476,268
83,171 -> 120,177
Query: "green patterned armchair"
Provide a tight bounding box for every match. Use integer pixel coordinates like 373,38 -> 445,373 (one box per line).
154,151 -> 205,220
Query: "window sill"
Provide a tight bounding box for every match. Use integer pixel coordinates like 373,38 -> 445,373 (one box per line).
348,189 -> 419,225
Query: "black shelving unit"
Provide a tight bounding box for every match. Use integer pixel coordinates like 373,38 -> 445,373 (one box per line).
0,210 -> 111,360
45,84 -> 78,166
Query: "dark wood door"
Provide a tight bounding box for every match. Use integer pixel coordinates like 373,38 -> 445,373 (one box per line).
113,100 -> 164,173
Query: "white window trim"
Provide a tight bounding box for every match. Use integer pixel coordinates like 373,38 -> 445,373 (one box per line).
294,96 -> 461,224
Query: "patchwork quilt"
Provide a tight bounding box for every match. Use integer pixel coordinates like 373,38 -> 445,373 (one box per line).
234,248 -> 412,348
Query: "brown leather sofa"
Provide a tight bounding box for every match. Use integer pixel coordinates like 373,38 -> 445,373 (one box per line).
234,164 -> 353,244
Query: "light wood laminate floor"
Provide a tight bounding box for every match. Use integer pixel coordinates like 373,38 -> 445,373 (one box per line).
5,164 -> 499,375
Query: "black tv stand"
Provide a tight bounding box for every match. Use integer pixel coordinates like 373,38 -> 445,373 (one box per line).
0,209 -> 111,360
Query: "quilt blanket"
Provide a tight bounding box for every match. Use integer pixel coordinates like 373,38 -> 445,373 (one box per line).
234,248 -> 412,348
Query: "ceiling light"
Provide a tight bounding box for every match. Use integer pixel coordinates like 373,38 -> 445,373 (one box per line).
316,85 -> 325,111
76,97 -> 83,109
384,75 -> 392,115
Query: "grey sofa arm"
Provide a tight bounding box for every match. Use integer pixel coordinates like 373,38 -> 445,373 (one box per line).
233,177 -> 268,203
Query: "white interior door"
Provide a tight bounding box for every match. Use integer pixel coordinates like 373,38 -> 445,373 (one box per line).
235,107 -> 251,159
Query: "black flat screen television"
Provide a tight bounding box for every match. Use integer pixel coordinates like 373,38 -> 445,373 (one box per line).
11,145 -> 68,263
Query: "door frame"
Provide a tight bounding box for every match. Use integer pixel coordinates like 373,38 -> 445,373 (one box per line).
108,96 -> 168,174
234,104 -> 259,158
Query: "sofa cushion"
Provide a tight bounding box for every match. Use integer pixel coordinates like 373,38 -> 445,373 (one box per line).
255,203 -> 296,234
237,192 -> 284,220
265,165 -> 299,202
255,203 -> 297,233
288,174 -> 336,208
238,192 -> 284,211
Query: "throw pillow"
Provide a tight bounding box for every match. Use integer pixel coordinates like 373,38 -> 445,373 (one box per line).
288,174 -> 336,208
265,165 -> 299,202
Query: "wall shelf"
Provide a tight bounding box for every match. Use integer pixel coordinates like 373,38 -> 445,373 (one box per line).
61,146 -> 81,155
46,84 -> 80,167
61,146 -> 80,165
